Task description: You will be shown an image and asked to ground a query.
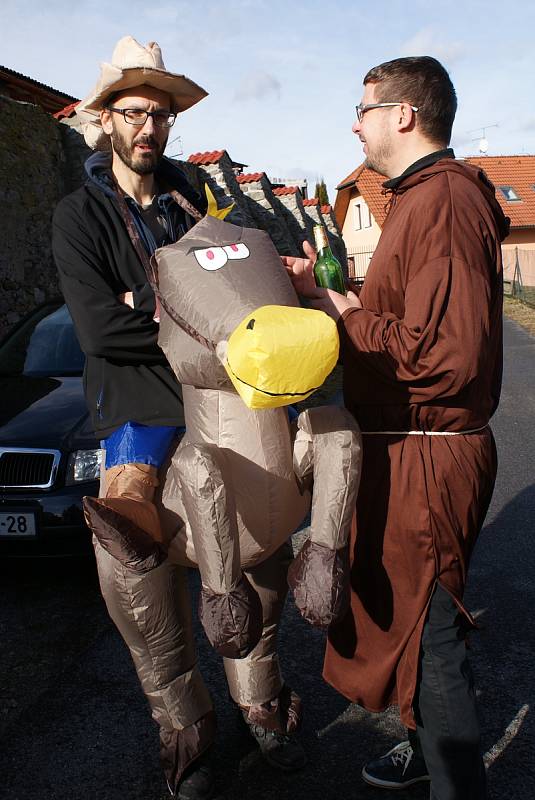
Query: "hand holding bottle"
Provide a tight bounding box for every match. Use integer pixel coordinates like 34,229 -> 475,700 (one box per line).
283,239 -> 361,321
311,225 -> 347,295
308,286 -> 362,322
281,240 -> 317,297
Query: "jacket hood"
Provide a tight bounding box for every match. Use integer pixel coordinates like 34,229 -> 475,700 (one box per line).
392,157 -> 510,242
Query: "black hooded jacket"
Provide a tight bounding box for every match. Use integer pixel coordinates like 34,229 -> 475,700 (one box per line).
52,154 -> 206,438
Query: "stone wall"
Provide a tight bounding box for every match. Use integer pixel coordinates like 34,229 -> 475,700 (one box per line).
0,96 -> 66,338
237,174 -> 296,255
181,152 -> 255,228
58,116 -> 92,194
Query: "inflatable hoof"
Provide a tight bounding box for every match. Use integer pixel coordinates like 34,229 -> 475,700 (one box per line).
199,573 -> 263,658
287,539 -> 350,628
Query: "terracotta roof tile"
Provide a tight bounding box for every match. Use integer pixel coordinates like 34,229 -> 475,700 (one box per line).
464,155 -> 535,228
321,204 -> 332,213
334,163 -> 388,228
53,101 -> 79,120
236,172 -> 265,184
336,166 -> 363,190
303,198 -> 319,206
272,186 -> 299,196
187,150 -> 226,165
357,167 -> 389,226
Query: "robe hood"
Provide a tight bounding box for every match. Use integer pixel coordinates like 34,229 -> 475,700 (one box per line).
388,157 -> 510,242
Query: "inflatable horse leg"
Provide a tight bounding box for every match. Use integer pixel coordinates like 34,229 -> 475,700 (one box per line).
288,406 -> 363,628
83,466 -> 215,795
94,544 -> 215,794
176,442 -> 263,659
223,542 -> 302,733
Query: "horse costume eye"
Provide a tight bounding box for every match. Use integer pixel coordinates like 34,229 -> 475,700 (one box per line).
224,243 -> 250,260
193,246 -> 228,271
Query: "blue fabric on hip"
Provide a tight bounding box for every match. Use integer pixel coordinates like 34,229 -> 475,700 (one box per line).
287,405 -> 299,422
101,421 -> 185,469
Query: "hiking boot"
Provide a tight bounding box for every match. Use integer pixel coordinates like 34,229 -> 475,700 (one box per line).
361,740 -> 430,789
243,717 -> 307,772
172,751 -> 215,800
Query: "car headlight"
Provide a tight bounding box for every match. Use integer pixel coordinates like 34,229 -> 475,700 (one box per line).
66,449 -> 103,485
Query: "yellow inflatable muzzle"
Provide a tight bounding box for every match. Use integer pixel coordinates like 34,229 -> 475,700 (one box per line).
223,305 -> 339,409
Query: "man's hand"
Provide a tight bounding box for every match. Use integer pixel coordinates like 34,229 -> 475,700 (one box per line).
281,240 -> 317,297
282,241 -> 363,322
118,290 -> 160,322
118,291 -> 134,308
308,288 -> 362,321
153,295 -> 161,323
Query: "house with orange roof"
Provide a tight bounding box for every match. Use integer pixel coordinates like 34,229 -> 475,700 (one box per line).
335,155 -> 535,283
464,155 -> 535,251
465,155 -> 535,291
334,164 -> 387,279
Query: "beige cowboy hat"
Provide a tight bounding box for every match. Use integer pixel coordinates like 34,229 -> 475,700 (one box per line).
76,35 -> 208,149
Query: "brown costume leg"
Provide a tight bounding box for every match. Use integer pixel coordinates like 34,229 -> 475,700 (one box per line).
176,442 -> 263,659
223,542 -> 302,733
87,463 -> 215,795
288,406 -> 362,628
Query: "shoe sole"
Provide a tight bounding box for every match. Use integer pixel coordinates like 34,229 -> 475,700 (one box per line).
361,766 -> 430,789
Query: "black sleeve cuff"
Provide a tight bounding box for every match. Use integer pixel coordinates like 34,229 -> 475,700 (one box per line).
132,283 -> 156,316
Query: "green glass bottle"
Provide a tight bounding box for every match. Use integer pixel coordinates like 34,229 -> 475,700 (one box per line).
312,225 -> 346,295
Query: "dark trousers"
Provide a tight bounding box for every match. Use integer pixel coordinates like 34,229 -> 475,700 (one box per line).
410,584 -> 487,800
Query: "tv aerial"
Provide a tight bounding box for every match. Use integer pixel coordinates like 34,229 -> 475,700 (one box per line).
166,135 -> 184,159
468,124 -> 499,155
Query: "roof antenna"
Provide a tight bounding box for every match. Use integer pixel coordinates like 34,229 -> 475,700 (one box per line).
468,124 -> 499,156
166,135 -> 183,159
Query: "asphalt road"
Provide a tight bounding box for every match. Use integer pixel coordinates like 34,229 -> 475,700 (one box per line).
1,317 -> 533,800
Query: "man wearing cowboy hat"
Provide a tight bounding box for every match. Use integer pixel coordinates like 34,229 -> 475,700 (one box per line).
53,36 -> 305,800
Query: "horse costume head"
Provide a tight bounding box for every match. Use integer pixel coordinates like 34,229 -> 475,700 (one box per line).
154,201 -> 339,408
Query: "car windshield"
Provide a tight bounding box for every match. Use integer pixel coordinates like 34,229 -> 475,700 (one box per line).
0,303 -> 85,377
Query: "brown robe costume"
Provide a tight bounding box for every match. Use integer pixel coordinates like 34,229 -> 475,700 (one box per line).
323,154 -> 510,728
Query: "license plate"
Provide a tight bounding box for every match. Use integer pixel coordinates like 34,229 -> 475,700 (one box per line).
0,511 -> 37,537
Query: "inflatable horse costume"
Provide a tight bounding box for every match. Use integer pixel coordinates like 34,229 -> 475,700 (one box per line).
84,198 -> 362,793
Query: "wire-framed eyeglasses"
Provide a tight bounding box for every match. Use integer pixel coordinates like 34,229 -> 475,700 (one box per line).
355,102 -> 419,123
107,107 -> 177,128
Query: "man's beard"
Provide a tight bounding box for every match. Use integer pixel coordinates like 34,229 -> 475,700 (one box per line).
110,125 -> 167,175
363,129 -> 393,177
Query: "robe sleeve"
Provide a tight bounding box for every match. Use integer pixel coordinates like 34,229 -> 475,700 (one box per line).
340,255 -> 493,402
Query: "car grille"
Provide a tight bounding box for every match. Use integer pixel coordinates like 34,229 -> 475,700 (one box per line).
0,449 -> 61,490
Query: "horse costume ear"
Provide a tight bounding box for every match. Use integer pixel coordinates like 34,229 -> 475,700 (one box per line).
205,184 -> 235,220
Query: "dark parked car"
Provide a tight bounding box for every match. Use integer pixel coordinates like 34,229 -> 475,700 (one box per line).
0,300 -> 100,556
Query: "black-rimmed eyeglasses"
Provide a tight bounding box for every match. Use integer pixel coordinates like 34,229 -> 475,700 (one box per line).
355,102 -> 419,123
107,107 -> 177,128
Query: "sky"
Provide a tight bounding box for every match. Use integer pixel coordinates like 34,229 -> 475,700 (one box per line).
2,0 -> 535,200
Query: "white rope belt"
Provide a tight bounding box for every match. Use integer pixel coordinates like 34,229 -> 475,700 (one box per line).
362,424 -> 489,437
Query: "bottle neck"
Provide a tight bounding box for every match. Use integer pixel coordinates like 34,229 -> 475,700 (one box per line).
316,245 -> 334,260
313,225 -> 330,255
